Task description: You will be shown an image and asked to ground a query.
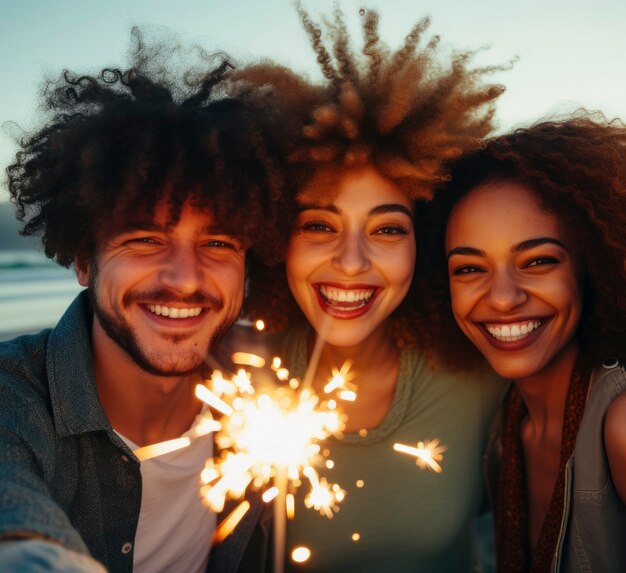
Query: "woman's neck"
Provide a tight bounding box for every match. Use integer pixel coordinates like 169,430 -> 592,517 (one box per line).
515,341 -> 579,441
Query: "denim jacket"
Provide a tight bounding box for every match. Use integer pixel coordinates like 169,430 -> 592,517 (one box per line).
0,292 -> 259,572
484,360 -> 626,572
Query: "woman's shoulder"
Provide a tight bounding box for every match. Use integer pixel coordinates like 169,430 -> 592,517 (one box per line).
404,347 -> 509,397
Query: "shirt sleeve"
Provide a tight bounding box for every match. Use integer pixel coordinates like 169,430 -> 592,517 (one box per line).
0,349 -> 89,554
0,540 -> 107,573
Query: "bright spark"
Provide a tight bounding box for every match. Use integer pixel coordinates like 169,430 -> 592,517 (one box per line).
291,546 -> 311,563
393,439 -> 447,473
195,363 -> 348,529
133,437 -> 190,461
231,352 -> 266,368
213,500 -> 251,543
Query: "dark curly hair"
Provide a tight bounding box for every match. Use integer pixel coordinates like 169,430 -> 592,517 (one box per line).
7,34 -> 288,269
418,112 -> 626,369
233,4 -> 509,345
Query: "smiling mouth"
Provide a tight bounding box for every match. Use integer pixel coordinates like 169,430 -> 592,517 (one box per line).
147,304 -> 203,319
318,285 -> 376,311
483,319 -> 543,342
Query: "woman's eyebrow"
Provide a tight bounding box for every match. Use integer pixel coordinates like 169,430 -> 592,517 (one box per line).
369,204 -> 412,217
297,203 -> 412,217
447,246 -> 485,260
511,237 -> 568,253
297,204 -> 339,214
447,237 -> 568,260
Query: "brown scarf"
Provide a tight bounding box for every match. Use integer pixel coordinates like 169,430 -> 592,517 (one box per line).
495,368 -> 589,573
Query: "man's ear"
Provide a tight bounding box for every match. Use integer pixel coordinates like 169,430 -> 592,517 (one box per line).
74,256 -> 90,287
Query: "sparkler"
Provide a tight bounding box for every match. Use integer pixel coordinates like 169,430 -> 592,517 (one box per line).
194,355 -> 352,573
393,439 -> 447,473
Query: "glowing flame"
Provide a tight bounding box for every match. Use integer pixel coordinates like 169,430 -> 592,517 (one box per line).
393,439 -> 447,473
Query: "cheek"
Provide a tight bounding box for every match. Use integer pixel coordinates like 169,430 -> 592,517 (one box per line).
383,243 -> 416,287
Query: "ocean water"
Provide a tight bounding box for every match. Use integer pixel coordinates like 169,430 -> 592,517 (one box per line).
0,251 -> 82,340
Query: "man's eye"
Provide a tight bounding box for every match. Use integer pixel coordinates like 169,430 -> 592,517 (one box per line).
204,239 -> 240,250
126,237 -> 158,245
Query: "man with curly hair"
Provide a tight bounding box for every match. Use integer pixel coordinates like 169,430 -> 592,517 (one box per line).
0,48 -> 286,572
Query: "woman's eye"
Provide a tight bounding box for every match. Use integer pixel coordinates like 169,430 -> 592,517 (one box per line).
452,265 -> 484,276
301,221 -> 334,233
374,225 -> 409,236
526,256 -> 560,267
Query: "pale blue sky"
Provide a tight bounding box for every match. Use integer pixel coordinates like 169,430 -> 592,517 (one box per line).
2,0 -> 625,201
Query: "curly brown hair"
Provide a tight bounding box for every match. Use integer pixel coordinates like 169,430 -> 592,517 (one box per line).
7,33 -> 288,269
418,112 -> 626,369
233,4 -> 509,344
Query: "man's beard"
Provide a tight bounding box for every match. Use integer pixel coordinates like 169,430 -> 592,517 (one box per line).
88,274 -> 235,377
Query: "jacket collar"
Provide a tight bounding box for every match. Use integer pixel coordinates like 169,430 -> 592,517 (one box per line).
47,291 -> 112,437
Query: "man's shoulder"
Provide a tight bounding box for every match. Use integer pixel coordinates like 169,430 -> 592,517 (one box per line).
0,330 -> 51,381
0,329 -> 54,411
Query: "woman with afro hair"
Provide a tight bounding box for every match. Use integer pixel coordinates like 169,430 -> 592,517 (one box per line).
222,4 -> 512,571
422,113 -> 626,572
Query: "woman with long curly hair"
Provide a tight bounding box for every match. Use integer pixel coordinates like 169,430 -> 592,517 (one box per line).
224,5 -> 511,571
422,114 -> 626,572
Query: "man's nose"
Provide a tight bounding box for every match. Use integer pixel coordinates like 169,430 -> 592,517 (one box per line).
159,246 -> 203,294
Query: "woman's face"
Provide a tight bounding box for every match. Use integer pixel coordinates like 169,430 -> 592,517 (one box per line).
286,166 -> 416,348
445,181 -> 584,381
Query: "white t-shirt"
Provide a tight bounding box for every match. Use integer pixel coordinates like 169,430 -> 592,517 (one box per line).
116,412 -> 216,573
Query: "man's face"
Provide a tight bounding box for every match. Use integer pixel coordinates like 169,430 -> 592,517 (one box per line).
76,200 -> 246,377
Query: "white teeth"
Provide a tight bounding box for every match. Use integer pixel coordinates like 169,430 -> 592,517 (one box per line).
148,305 -> 202,319
318,285 -> 376,310
485,320 -> 542,342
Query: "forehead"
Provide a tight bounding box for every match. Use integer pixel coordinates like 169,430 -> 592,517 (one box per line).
298,165 -> 412,211
446,181 -> 563,244
105,199 -> 223,238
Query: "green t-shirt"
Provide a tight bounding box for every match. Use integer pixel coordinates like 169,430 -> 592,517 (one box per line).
281,326 -> 508,573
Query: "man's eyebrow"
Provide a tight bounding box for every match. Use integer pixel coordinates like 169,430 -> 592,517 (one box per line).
297,203 -> 412,217
447,237 -> 568,260
115,221 -> 162,234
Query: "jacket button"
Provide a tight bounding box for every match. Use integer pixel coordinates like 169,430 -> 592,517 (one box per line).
602,358 -> 619,369
121,454 -> 130,463
121,542 -> 133,554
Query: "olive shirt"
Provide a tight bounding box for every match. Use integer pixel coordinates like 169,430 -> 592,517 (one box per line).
281,326 -> 508,573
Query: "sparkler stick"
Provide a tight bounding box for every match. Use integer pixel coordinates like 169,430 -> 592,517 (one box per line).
301,315 -> 331,389
273,466 -> 288,573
